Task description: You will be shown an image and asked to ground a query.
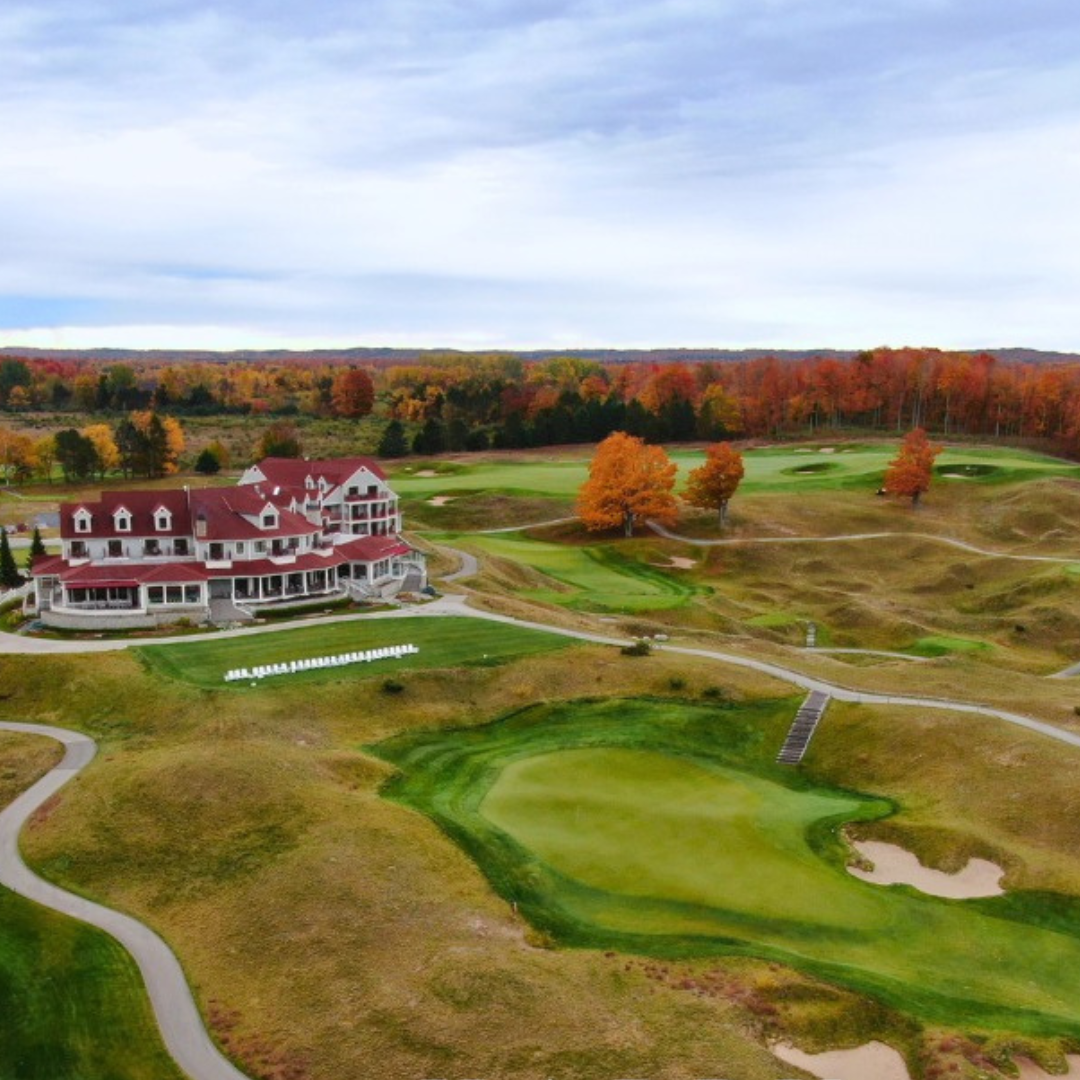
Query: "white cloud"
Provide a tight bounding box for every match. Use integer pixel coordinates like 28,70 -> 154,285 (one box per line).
1,0 -> 1079,348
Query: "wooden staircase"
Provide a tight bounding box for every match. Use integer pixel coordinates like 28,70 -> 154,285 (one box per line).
777,690 -> 830,765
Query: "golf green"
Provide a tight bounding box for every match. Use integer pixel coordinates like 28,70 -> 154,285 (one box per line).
373,697 -> 1080,1036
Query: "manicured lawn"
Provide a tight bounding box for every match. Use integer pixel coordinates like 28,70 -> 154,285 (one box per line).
437,531 -> 697,612
907,635 -> 994,657
0,878 -> 184,1080
136,615 -> 575,688
373,696 -> 1080,1036
393,444 -> 1080,505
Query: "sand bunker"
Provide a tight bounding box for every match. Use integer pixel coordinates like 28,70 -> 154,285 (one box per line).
653,556 -> 695,570
1017,1055 -> 1080,1079
772,1040 -> 910,1080
428,495 -> 455,506
848,839 -> 1004,899
415,469 -> 438,477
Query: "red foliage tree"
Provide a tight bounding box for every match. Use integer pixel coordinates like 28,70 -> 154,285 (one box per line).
685,442 -> 745,526
883,428 -> 941,506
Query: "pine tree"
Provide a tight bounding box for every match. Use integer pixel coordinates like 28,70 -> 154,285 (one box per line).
28,526 -> 46,568
377,420 -> 409,458
0,528 -> 22,588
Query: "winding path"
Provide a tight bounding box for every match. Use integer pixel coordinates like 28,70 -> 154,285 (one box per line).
0,721 -> 250,1080
646,520 -> 1080,563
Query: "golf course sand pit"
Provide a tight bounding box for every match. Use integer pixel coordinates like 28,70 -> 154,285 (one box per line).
772,1040 -> 910,1080
1017,1054 -> 1080,1078
654,556 -> 696,570
371,697 -> 1080,1036
848,839 -> 1005,899
428,495 -> 455,506
415,469 -> 438,477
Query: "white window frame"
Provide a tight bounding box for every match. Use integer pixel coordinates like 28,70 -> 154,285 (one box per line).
155,509 -> 172,532
114,510 -> 132,533
74,509 -> 92,533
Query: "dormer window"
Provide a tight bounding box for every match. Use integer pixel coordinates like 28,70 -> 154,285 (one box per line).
262,508 -> 278,529
114,508 -> 132,533
305,476 -> 315,489
73,508 -> 92,533
154,507 -> 172,532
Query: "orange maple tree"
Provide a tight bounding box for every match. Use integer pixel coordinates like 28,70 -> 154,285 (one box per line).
883,427 -> 941,505
577,431 -> 678,537
685,442 -> 745,525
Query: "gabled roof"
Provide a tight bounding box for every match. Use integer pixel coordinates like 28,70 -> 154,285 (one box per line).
60,489 -> 193,540
336,535 -> 411,561
251,456 -> 388,486
188,487 -> 316,541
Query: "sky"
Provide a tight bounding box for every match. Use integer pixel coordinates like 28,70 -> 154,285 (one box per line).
1,0 -> 1079,352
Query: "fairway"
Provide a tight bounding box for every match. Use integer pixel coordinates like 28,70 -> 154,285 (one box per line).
393,444 -> 1080,504
437,531 -> 696,611
374,697 -> 1080,1036
137,616 -> 575,688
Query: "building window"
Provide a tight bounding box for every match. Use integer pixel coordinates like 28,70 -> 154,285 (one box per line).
166,586 -> 183,604
262,510 -> 277,528
71,541 -> 87,558
74,511 -> 92,533
114,511 -> 131,532
155,512 -> 171,532
184,585 -> 200,604
235,542 -> 245,556
254,540 -> 266,554
148,587 -> 164,604
174,539 -> 189,556
144,539 -> 161,556
108,540 -> 122,558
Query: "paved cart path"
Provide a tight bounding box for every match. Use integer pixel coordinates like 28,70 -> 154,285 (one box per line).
0,721 -> 251,1080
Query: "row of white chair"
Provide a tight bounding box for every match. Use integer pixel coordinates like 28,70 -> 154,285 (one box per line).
223,643 -> 419,682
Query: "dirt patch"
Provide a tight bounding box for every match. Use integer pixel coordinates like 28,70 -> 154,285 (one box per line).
848,839 -> 1004,899
1017,1055 -> 1080,1079
428,496 -> 455,506
772,1040 -> 910,1080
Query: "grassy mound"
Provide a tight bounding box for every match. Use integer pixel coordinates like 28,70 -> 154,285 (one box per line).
372,697 -> 1080,1036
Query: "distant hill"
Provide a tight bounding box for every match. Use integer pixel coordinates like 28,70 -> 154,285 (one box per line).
1,344 -> 1078,365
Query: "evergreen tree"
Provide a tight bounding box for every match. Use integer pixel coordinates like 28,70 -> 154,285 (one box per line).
28,526 -> 46,567
194,447 -> 222,474
411,418 -> 446,456
377,419 -> 409,458
0,528 -> 22,588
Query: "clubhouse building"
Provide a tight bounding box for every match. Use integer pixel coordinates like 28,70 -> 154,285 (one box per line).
29,457 -> 427,630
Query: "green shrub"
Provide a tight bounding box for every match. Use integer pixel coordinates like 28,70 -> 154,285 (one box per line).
621,640 -> 651,657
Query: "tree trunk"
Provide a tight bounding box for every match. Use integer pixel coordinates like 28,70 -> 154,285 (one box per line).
624,511 -> 634,537
718,501 -> 728,527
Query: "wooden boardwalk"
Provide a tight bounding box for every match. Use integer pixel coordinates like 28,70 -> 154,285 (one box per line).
777,690 -> 830,764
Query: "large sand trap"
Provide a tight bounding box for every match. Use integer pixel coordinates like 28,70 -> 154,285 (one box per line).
848,839 -> 1004,899
772,1040 -> 910,1080
415,469 -> 438,477
428,495 -> 455,506
1017,1055 -> 1080,1079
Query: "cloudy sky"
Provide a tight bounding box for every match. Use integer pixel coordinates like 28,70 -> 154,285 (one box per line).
1,1 -> 1078,351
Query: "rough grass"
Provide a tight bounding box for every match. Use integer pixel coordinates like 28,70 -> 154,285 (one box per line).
371,696 -> 1080,1037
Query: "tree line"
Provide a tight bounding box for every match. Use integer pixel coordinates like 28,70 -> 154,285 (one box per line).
4,349 -> 1080,455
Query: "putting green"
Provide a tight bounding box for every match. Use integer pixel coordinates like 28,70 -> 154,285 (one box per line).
373,697 -> 1080,1036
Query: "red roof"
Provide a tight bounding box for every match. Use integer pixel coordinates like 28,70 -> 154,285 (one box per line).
60,488 -> 192,540
31,555 -> 66,577
252,456 -> 387,485
188,488 -> 316,542
336,535 -> 411,561
202,551 -> 346,578
57,561 -> 208,586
